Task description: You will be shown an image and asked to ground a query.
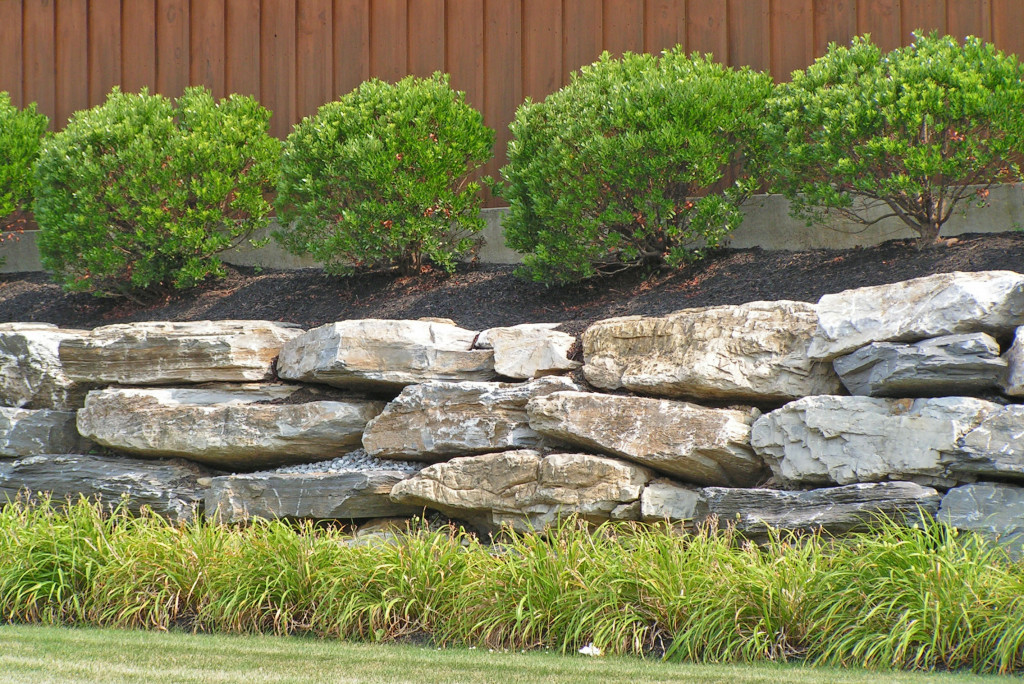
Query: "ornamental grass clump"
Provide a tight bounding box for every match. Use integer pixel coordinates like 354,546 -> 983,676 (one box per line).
767,32 -> 1024,245
0,92 -> 48,220
275,73 -> 494,275
500,49 -> 773,284
34,87 -> 280,301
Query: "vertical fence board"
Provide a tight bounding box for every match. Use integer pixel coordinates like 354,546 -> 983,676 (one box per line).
521,0 -> 561,101
563,0 -> 603,79
261,0 -> 297,138
901,0 -> 946,40
370,0 -> 407,82
644,0 -> 685,54
482,0 -> 521,193
333,0 -> 369,96
856,0 -> 901,51
0,3 -> 23,108
771,0 -> 813,80
446,0 -> 484,110
88,0 -> 121,104
813,0 -> 857,56
603,0 -> 643,57
687,0 -> 728,62
122,0 -> 157,94
992,0 -> 1024,58
728,0 -> 770,70
191,0 -> 226,98
225,0 -> 260,99
296,0 -> 332,120
156,0 -> 189,99
946,0 -> 990,40
23,0 -> 55,121
408,0 -> 445,77
55,0 -> 88,126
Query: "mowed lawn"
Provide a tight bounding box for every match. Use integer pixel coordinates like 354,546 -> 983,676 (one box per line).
0,624 -> 1009,684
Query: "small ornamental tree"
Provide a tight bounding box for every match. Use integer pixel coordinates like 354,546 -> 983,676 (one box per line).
0,92 -> 48,220
767,32 -> 1024,244
275,73 -> 494,275
34,87 -> 280,300
500,49 -> 773,285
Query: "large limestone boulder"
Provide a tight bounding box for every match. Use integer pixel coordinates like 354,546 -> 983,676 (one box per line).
700,482 -> 941,538
582,301 -> 841,402
476,323 -> 580,379
389,450 -> 653,533
60,320 -> 302,385
0,407 -> 87,457
0,453 -> 210,522
277,319 -> 496,390
527,391 -> 765,486
362,377 -> 576,461
0,323 -> 92,410
809,271 -> 1024,360
751,396 -> 1000,488
833,333 -> 1007,397
938,482 -> 1024,559
207,470 -> 422,523
956,405 -> 1024,482
76,386 -> 385,471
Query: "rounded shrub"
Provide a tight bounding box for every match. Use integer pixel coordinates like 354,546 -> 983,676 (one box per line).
34,87 -> 280,300
0,92 -> 49,220
500,49 -> 773,285
767,32 -> 1024,244
275,73 -> 494,275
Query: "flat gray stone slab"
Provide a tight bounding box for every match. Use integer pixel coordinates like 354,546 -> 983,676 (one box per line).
0,407 -> 88,457
939,482 -> 1024,559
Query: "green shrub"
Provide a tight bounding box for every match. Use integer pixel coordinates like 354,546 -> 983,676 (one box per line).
0,92 -> 49,219
767,32 -> 1024,244
275,73 -> 494,275
500,49 -> 773,285
34,87 -> 280,301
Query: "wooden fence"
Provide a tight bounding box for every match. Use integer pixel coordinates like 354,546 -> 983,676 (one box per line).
2,0 -> 1024,202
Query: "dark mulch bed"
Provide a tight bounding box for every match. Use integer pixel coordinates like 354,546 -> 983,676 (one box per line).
2,232 -> 1023,335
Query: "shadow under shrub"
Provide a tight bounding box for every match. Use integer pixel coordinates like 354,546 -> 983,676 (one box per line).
766,32 -> 1024,244
500,49 -> 773,285
34,87 -> 280,301
274,73 -> 494,276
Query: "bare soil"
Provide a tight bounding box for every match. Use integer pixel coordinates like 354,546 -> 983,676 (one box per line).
2,232 -> 1023,336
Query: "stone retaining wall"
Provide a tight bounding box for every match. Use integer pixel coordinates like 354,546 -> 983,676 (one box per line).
2,270 -> 1024,555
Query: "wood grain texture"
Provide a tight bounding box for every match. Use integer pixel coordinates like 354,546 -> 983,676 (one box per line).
296,0 -> 332,119
23,0 -> 56,121
88,0 -> 121,104
225,0 -> 260,98
446,0 -> 484,110
333,0 -> 370,96
813,0 -> 857,57
856,0 -> 901,52
946,0 -> 991,40
156,0 -> 189,98
191,0 -> 226,98
603,0 -> 643,57
728,0 -> 770,70
687,0 -> 728,62
408,0 -> 445,77
55,0 -> 88,126
563,0 -> 602,78
260,0 -> 297,138
771,0 -> 813,80
644,0 -> 685,55
369,0 -> 406,82
522,0 -> 561,100
0,2 -> 24,108
122,0 -> 157,93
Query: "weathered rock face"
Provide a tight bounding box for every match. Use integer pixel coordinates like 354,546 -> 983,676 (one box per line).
938,482 -> 1024,559
207,470 -> 422,523
60,320 -> 303,385
76,386 -> 385,470
639,479 -> 704,522
833,333 -> 1007,397
751,396 -> 1000,488
809,271 -> 1024,360
582,301 -> 841,402
999,327 -> 1024,396
527,391 -> 765,486
0,407 -> 87,457
956,405 -> 1024,482
363,377 -> 576,461
0,323 -> 92,410
0,453 -> 210,522
389,450 -> 653,533
277,319 -> 496,390
700,482 -> 941,537
476,324 -> 580,379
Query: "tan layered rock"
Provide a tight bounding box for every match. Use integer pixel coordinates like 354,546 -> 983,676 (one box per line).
809,271 -> 1024,360
60,320 -> 302,385
527,391 -> 765,486
76,386 -> 385,471
476,323 -> 580,379
362,377 -> 576,461
389,449 -> 653,533
277,319 -> 496,390
0,323 -> 92,409
583,301 -> 841,402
